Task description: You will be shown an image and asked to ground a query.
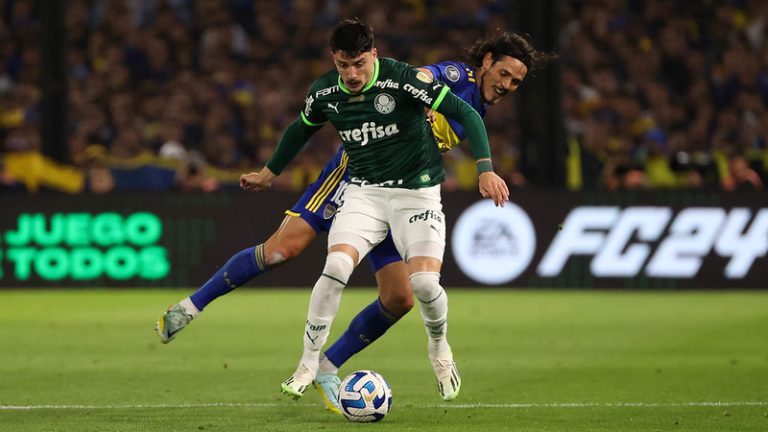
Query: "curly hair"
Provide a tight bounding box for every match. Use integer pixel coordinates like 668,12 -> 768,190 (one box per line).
465,32 -> 558,74
330,18 -> 375,56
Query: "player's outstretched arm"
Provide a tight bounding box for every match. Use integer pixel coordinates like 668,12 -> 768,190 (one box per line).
434,91 -> 509,206
476,159 -> 509,207
240,167 -> 276,191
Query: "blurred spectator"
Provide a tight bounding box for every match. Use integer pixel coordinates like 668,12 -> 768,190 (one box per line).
85,164 -> 116,194
562,0 -> 768,191
0,156 -> 22,191
0,0 -> 530,193
722,154 -> 763,192
8,0 -> 768,194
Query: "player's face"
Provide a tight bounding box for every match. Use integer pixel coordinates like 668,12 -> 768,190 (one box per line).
479,53 -> 528,105
333,48 -> 378,93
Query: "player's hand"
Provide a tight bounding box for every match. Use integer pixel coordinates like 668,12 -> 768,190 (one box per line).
425,109 -> 437,123
478,171 -> 509,207
240,168 -> 276,192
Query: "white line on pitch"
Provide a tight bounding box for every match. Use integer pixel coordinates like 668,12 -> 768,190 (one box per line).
434,401 -> 768,409
0,403 -> 314,410
1,401 -> 766,411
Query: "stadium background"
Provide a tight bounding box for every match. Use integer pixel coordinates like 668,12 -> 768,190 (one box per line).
1,2 -> 767,431
0,0 -> 765,288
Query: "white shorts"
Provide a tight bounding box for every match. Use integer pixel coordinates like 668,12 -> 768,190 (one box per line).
327,184 -> 446,262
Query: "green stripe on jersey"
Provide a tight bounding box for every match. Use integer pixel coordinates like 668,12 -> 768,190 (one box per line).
300,111 -> 324,127
431,85 -> 451,110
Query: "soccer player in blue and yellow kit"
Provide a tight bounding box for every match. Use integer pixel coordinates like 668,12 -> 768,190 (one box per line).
157,24 -> 556,412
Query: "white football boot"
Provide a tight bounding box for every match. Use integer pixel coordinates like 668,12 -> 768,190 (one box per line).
281,363 -> 316,400
430,347 -> 461,401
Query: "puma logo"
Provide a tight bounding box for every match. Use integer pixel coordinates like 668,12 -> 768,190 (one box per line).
306,332 -> 319,345
327,102 -> 339,114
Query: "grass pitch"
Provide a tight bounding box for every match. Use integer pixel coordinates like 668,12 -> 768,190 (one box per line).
0,289 -> 766,431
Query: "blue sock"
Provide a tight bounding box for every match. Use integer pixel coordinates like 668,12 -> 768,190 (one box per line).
324,298 -> 400,368
189,244 -> 269,311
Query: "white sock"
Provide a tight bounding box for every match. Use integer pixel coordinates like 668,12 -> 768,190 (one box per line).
410,272 -> 450,357
179,297 -> 200,318
318,354 -> 339,375
300,252 -> 355,368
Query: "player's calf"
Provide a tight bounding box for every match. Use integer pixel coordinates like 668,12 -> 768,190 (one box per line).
378,282 -> 414,317
283,251 -> 354,400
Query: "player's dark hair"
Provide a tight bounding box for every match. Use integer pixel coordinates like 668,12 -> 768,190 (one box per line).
465,31 -> 558,74
330,18 -> 374,56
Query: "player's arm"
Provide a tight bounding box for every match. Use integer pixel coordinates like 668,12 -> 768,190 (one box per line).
432,90 -> 509,206
417,68 -> 437,122
417,67 -> 433,78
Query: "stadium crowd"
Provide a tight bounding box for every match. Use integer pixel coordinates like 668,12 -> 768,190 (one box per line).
0,0 -> 766,193
562,0 -> 767,191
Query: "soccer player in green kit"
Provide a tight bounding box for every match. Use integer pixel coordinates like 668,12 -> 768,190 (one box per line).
241,19 -> 508,402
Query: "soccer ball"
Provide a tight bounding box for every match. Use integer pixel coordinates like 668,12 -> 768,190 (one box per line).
337,370 -> 392,422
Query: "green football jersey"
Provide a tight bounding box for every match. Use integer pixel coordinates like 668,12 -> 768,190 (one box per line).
300,57 -> 451,189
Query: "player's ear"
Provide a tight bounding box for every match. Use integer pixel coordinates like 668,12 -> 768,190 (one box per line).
371,48 -> 378,59
482,52 -> 494,70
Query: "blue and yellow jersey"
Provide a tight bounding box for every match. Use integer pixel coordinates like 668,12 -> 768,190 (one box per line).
422,61 -> 486,152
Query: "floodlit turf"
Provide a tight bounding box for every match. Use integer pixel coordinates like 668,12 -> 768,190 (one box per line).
0,289 -> 766,431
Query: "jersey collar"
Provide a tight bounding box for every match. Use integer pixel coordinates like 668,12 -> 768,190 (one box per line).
338,58 -> 380,94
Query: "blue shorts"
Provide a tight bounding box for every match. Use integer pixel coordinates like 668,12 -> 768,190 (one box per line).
286,148 -> 402,273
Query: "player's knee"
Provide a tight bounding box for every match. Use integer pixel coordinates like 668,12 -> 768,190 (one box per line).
264,239 -> 305,266
323,251 -> 356,282
409,272 -> 442,303
380,288 -> 414,317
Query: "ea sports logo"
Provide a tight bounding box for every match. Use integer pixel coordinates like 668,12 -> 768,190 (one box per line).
374,93 -> 395,114
451,201 -> 536,285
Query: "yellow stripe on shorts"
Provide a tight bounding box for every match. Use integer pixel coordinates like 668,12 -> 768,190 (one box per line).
306,152 -> 348,212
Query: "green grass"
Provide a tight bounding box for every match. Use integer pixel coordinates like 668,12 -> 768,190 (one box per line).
0,289 -> 767,431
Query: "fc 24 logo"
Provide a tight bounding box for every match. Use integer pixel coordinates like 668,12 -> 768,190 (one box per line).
538,206 -> 768,279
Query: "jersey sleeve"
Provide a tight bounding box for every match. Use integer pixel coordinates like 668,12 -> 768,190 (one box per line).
433,91 -> 491,161
300,80 -> 328,127
397,62 -> 452,110
422,61 -> 466,85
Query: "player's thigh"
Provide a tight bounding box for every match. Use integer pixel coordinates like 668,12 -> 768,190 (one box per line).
388,185 -> 446,262
328,185 -> 389,258
269,172 -> 339,264
263,215 -> 318,265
